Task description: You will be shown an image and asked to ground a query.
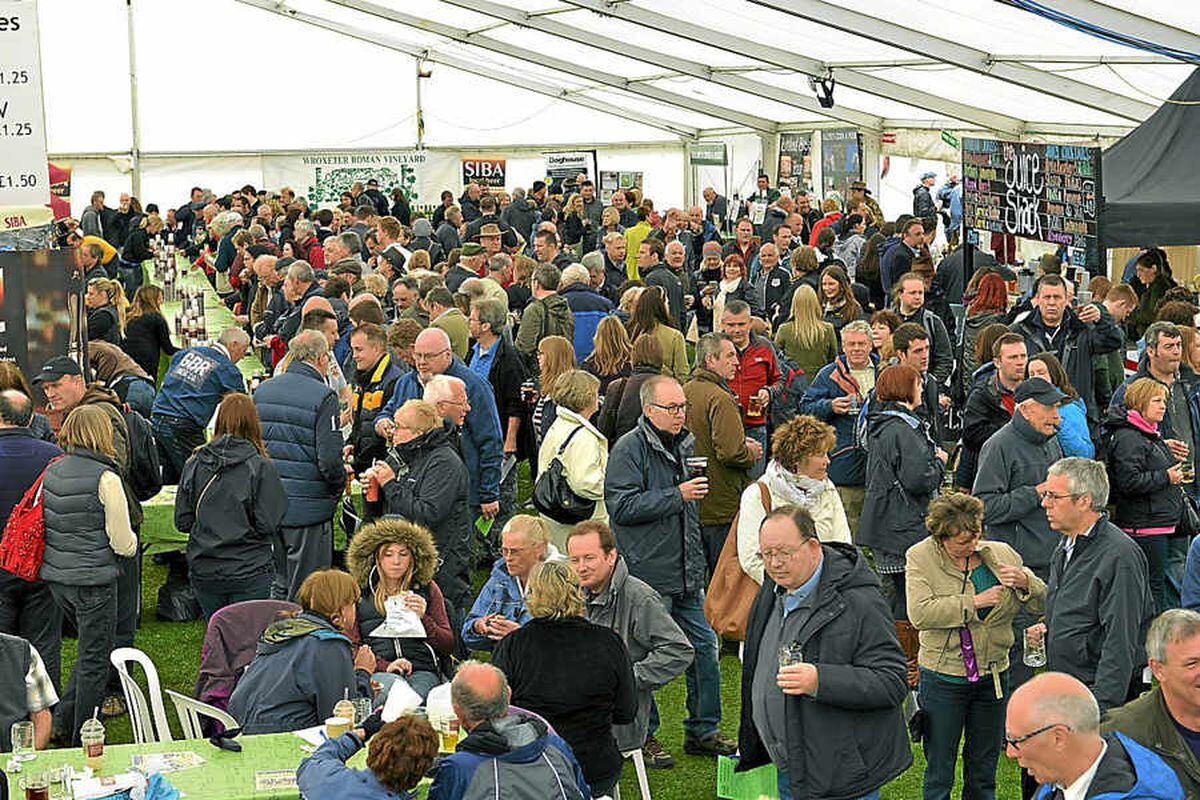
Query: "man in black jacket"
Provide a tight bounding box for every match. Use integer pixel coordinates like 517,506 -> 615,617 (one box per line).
738,506 -> 911,800
959,333 -> 1026,489
639,238 -> 685,330
1035,457 -> 1153,713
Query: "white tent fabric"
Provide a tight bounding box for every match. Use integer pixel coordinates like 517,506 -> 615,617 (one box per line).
33,0 -> 1199,215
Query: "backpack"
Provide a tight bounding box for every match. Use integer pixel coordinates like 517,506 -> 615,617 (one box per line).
0,457 -> 62,581
123,407 -> 162,502
771,358 -> 809,428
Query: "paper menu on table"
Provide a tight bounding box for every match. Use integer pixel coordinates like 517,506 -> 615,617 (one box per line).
131,750 -> 205,774
72,772 -> 144,800
292,725 -> 327,748
255,769 -> 298,792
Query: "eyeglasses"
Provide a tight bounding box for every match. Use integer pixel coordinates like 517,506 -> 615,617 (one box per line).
1039,491 -> 1082,503
650,402 -> 689,416
757,548 -> 801,564
500,546 -> 527,557
414,348 -> 450,361
1004,723 -> 1067,750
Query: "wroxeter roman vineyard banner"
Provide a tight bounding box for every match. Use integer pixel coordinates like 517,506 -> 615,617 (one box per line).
261,150 -> 459,209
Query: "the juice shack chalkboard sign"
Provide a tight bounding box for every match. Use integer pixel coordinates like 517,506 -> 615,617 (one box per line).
962,137 -> 1101,268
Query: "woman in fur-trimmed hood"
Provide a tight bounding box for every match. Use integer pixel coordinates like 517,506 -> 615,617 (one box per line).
346,518 -> 455,701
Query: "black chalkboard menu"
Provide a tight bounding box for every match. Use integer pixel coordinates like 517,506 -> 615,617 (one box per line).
962,137 -> 1101,265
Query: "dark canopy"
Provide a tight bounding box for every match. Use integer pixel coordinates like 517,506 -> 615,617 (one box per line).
1100,68 -> 1200,248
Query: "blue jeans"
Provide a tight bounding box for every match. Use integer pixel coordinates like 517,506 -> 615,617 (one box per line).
1166,535 -> 1190,609
746,424 -> 768,480
777,768 -> 880,800
151,414 -> 206,484
918,668 -> 1007,800
190,573 -> 273,620
650,590 -> 721,740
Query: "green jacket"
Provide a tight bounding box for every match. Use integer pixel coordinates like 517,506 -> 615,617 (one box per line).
1103,685 -> 1200,799
433,308 -> 471,361
683,368 -> 755,525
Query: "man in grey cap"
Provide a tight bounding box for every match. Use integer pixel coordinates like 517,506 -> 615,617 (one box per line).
973,376 -> 1066,687
913,171 -> 938,219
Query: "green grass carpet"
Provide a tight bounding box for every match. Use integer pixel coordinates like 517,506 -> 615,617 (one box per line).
54,504 -> 1024,799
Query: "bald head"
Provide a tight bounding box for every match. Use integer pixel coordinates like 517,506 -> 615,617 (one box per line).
451,661 -> 510,730
0,389 -> 33,428
301,295 -> 334,316
1005,672 -> 1103,787
415,327 -> 451,352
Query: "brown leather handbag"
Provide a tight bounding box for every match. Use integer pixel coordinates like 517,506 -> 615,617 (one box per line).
704,482 -> 770,641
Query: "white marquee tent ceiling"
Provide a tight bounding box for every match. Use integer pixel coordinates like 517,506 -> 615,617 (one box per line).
37,0 -> 1199,155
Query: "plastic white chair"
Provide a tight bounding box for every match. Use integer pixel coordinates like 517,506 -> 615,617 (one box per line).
165,689 -> 239,740
613,748 -> 652,800
110,647 -> 174,744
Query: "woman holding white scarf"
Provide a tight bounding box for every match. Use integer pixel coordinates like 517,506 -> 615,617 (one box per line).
735,415 -> 851,584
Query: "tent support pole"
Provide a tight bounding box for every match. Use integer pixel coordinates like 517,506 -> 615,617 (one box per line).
126,0 -> 142,197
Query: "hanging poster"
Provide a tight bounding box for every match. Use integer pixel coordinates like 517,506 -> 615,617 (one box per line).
820,128 -> 863,200
544,150 -> 597,196
777,133 -> 813,198
598,171 -> 644,204
0,248 -> 85,395
461,157 -> 506,189
261,150 -> 459,209
962,137 -> 1101,267
0,0 -> 50,209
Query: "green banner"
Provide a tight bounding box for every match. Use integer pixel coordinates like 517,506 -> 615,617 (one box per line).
688,142 -> 728,166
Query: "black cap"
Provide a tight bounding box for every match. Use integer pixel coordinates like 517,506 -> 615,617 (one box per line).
367,178 -> 379,187
1014,377 -> 1066,406
33,356 -> 82,384
276,256 -> 296,271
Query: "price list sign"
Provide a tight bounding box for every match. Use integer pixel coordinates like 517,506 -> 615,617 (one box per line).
962,137 -> 1101,264
0,1 -> 49,207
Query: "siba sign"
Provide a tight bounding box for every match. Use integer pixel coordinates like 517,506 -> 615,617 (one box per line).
462,158 -> 506,188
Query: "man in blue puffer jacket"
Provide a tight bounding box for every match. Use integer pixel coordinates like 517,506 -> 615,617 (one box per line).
254,330 -> 345,601
799,323 -> 878,486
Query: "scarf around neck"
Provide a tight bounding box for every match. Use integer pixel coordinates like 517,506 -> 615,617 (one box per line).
764,459 -> 832,509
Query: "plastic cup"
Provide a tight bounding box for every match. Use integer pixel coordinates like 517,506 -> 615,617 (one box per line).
747,394 -> 765,418
1023,628 -> 1047,668
325,716 -> 351,739
438,718 -> 460,753
11,721 -> 35,761
20,772 -> 48,800
778,642 -> 804,668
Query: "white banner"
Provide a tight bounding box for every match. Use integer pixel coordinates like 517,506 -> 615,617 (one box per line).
0,1 -> 50,207
261,150 -> 459,209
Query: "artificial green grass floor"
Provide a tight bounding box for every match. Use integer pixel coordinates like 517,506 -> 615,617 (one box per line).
54,504 -> 1024,799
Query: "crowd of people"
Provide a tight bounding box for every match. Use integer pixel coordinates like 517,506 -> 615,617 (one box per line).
1,172 -> 1198,800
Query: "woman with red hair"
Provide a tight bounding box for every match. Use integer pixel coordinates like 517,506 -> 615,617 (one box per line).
962,272 -> 1010,377
708,253 -> 758,323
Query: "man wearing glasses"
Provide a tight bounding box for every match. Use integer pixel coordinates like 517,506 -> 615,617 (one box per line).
1005,672 -> 1180,799
1033,457 -> 1152,714
605,375 -> 737,758
737,506 -> 910,800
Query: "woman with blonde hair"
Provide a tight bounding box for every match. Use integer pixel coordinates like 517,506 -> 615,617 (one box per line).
736,415 -> 851,584
229,569 -> 377,734
85,277 -> 126,345
532,335 -> 576,443
406,249 -> 431,275
537,370 -> 608,549
493,558 -> 636,798
122,284 -> 178,379
121,212 -> 164,265
346,518 -> 454,700
582,315 -> 632,396
561,193 -> 585,253
40,404 -> 136,743
176,393 -> 287,618
597,205 -> 624,252
774,284 -> 837,378
627,285 -> 689,381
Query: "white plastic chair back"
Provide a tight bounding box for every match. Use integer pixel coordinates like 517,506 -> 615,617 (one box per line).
109,646 -> 173,743
165,689 -> 239,740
